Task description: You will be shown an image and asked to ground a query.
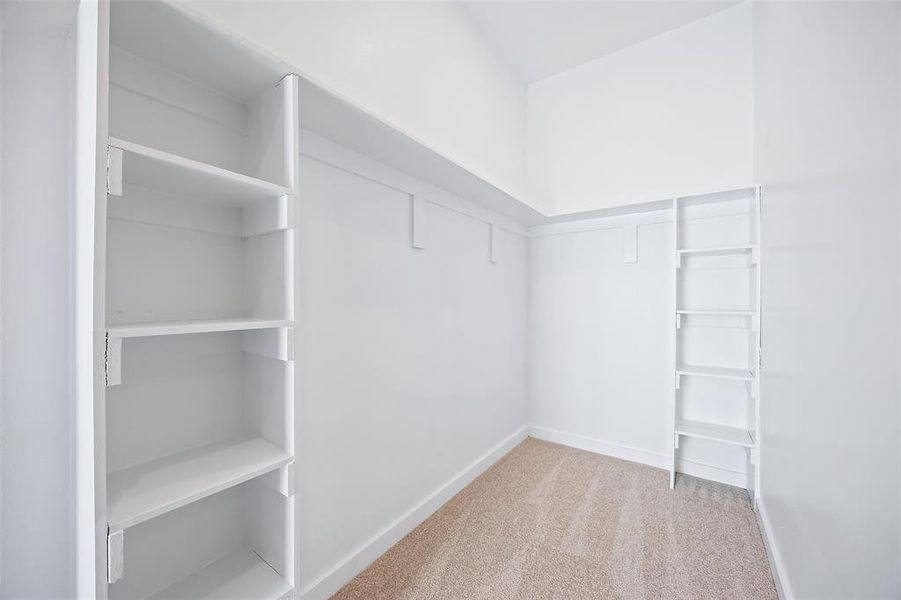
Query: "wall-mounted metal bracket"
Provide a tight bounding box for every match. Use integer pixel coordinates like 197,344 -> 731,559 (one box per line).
105,334 -> 122,387
107,528 -> 124,583
107,146 -> 123,196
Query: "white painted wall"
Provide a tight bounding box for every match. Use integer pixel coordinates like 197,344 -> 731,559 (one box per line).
528,214 -> 673,463
1,1 -> 77,597
526,2 -> 753,215
186,1 -> 528,202
295,133 -> 528,598
754,2 -> 901,598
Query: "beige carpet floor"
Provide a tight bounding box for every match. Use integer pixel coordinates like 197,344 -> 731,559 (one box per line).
333,437 -> 777,600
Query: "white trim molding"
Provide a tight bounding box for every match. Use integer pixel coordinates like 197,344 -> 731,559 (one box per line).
756,498 -> 794,600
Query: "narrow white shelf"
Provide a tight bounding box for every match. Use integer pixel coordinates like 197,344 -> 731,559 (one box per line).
676,244 -> 756,257
675,418 -> 754,448
145,549 -> 292,600
677,309 -> 755,316
108,318 -> 293,339
676,364 -> 756,381
107,438 -> 292,532
110,137 -> 291,205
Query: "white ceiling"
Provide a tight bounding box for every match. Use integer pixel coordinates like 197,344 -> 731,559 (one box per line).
463,1 -> 739,83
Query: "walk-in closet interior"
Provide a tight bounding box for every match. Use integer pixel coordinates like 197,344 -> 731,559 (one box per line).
1,0 -> 895,599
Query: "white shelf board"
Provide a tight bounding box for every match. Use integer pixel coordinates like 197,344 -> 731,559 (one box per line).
677,309 -> 756,316
676,364 -> 756,381
145,549 -> 292,600
676,244 -> 756,257
675,418 -> 754,448
107,318 -> 293,339
110,137 -> 291,205
107,438 -> 292,532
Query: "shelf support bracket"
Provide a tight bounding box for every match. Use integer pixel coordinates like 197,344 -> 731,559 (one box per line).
412,194 -> 426,250
107,529 -> 124,584
241,327 -> 294,362
242,194 -> 292,237
107,146 -> 123,196
675,313 -> 682,329
748,380 -> 760,398
261,461 -> 295,497
105,334 -> 122,387
674,372 -> 681,390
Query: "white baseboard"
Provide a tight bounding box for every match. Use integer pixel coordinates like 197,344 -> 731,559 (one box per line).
298,426 -> 529,600
527,425 -> 746,488
756,497 -> 794,600
527,425 -> 668,469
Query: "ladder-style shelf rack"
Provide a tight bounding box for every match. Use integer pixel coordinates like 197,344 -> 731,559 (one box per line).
670,186 -> 761,497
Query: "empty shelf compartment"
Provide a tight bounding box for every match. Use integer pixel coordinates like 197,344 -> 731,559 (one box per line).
107,438 -> 292,532
145,550 -> 292,600
675,418 -> 754,448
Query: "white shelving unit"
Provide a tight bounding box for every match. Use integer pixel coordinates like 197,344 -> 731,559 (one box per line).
670,186 -> 761,497
82,3 -> 300,598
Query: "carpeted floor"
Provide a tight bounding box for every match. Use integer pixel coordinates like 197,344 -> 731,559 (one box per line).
332,437 -> 777,600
